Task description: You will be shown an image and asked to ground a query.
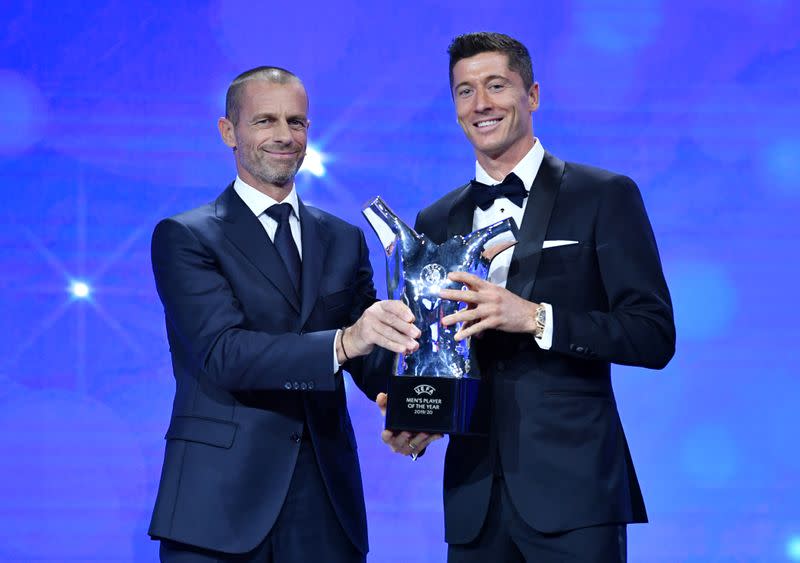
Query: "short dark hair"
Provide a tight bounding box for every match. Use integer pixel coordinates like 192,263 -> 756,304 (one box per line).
447,32 -> 534,91
225,66 -> 302,124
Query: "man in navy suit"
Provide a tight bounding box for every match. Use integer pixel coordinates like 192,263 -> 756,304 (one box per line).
379,32 -> 676,562
148,66 -> 419,562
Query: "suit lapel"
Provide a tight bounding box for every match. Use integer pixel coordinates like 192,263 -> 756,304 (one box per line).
298,201 -> 329,328
447,183 -> 475,240
216,184 -> 301,313
505,152 -> 564,299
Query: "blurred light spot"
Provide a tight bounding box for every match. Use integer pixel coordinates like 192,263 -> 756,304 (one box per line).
668,261 -> 736,341
300,145 -> 325,177
70,281 -> 91,299
0,70 -> 47,156
680,423 -> 738,486
765,138 -> 800,196
788,536 -> 800,561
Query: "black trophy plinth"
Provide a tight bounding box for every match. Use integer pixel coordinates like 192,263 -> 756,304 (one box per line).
385,375 -> 489,435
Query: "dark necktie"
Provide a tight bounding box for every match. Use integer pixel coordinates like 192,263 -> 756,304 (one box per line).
469,172 -> 528,211
265,203 -> 301,293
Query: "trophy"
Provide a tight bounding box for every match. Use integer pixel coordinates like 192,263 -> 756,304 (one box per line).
363,197 -> 518,435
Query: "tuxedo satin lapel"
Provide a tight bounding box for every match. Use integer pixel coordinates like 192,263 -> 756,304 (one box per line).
215,184 -> 301,313
447,183 -> 475,240
505,152 -> 565,299
298,201 -> 329,329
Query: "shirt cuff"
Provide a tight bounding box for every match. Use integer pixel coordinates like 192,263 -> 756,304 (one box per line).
533,302 -> 553,350
333,329 -> 342,373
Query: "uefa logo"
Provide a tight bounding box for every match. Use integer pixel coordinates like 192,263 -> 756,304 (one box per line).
420,263 -> 446,286
413,384 -> 436,396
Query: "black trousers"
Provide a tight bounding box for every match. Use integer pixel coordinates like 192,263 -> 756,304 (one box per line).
448,476 -> 627,563
160,438 -> 364,563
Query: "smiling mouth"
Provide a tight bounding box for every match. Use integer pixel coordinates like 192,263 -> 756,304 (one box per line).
475,118 -> 502,129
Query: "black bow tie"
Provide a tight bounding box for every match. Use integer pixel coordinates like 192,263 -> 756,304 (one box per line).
469,172 -> 528,211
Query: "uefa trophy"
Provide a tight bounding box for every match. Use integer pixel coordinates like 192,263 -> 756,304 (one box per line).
363,196 -> 518,435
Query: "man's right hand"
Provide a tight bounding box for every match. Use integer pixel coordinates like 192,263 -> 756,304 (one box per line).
339,300 -> 420,361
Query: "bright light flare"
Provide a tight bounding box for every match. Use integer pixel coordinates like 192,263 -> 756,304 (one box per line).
299,145 -> 325,177
69,281 -> 91,299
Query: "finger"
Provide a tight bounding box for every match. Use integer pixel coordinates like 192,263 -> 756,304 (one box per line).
381,311 -> 421,339
447,271 -> 485,287
378,300 -> 416,323
481,241 -> 515,261
375,393 -> 388,416
372,323 -> 419,353
441,308 -> 482,327
406,432 -> 430,452
439,288 -> 481,304
454,318 -> 493,341
367,309 -> 421,344
415,433 -> 443,452
388,431 -> 412,454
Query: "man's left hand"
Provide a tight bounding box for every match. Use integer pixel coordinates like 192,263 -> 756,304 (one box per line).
440,271 -> 538,340
375,392 -> 442,457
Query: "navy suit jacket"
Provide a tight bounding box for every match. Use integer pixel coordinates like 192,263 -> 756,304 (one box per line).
148,184 -> 384,554
414,153 -> 676,543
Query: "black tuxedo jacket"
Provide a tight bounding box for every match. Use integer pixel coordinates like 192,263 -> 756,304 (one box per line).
148,184 -> 384,554
414,152 -> 675,543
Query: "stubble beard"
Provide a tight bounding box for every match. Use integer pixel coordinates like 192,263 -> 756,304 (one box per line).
242,148 -> 305,188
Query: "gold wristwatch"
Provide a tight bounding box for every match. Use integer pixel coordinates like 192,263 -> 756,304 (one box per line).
533,303 -> 547,339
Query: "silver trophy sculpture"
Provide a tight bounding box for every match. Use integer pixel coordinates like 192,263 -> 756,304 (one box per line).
363,196 -> 518,435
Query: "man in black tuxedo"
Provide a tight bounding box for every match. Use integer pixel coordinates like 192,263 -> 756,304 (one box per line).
379,32 -> 675,562
148,66 -> 418,563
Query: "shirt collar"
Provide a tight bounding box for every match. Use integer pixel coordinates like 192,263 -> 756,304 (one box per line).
233,176 -> 300,219
474,138 -> 545,191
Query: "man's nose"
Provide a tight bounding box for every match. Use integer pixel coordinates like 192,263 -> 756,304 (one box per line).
474,88 -> 492,112
272,119 -> 293,143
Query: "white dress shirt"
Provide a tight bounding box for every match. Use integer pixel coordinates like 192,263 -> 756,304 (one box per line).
234,176 -> 342,371
471,139 -> 553,350
234,176 -> 302,257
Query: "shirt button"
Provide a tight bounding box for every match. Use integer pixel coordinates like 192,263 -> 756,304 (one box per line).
290,432 -> 301,443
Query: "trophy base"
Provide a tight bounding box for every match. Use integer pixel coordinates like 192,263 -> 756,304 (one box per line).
385,375 -> 489,436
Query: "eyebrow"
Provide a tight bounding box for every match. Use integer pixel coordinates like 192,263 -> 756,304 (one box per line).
453,74 -> 511,91
249,112 -> 307,122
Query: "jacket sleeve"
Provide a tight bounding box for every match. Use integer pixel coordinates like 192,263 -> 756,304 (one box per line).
549,175 -> 676,369
151,217 -> 340,392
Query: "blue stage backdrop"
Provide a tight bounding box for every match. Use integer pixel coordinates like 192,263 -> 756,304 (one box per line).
1,1 -> 798,561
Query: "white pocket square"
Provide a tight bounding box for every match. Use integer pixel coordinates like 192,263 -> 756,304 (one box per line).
542,240 -> 579,249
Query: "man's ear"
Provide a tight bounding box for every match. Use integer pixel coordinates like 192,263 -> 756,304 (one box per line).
528,82 -> 540,113
218,117 -> 237,149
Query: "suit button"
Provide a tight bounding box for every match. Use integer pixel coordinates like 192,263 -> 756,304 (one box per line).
300,382 -> 307,390
290,432 -> 301,443
569,344 -> 577,352
308,381 -> 315,390
293,381 -> 300,390
576,346 -> 585,353
284,382 -> 292,390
